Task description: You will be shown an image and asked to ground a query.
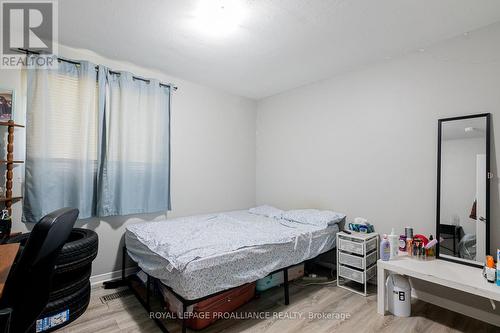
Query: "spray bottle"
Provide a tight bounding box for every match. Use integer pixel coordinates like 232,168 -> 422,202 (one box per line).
388,228 -> 399,259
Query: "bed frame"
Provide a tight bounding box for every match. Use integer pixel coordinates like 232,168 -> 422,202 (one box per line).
117,245 -> 291,333
111,219 -> 345,333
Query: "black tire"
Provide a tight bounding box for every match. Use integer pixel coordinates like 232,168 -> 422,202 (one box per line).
8,228 -> 98,273
54,228 -> 98,273
35,282 -> 91,333
49,264 -> 92,302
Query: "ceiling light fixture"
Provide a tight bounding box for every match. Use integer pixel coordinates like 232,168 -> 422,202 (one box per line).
192,0 -> 246,38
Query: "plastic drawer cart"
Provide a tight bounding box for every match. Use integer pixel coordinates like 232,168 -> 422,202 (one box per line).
337,231 -> 379,296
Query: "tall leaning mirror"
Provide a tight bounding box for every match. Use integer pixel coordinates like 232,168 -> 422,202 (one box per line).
437,113 -> 490,267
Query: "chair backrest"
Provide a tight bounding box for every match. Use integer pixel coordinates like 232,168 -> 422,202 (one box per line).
1,208 -> 79,333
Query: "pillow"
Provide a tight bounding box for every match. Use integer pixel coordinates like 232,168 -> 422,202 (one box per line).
248,205 -> 284,219
283,209 -> 345,227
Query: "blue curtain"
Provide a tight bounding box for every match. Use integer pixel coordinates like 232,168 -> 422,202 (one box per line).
24,58 -> 99,222
25,61 -> 171,222
96,68 -> 171,216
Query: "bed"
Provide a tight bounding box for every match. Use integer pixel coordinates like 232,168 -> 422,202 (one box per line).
122,209 -> 345,333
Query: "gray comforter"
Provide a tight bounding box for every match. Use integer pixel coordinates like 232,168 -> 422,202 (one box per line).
126,210 -> 330,272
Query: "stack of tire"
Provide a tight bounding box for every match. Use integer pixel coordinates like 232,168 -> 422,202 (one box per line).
8,228 -> 98,332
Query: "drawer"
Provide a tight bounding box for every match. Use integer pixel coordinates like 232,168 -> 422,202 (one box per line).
339,264 -> 364,283
339,264 -> 377,284
366,237 -> 377,253
338,238 -> 364,255
338,251 -> 363,269
339,250 -> 378,269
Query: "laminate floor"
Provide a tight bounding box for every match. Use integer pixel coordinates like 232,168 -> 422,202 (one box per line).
60,282 -> 498,333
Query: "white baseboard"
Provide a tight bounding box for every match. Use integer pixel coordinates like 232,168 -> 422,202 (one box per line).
90,267 -> 139,286
412,289 -> 500,327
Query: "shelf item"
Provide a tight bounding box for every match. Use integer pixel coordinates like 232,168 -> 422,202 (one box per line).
0,121 -> 24,128
0,197 -> 22,203
0,160 -> 23,164
337,231 -> 379,296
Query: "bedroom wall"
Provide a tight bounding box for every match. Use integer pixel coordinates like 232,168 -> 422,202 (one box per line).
256,22 -> 500,317
0,44 -> 257,281
256,21 -> 500,251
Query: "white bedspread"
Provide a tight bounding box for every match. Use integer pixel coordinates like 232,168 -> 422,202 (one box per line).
126,210 -> 331,272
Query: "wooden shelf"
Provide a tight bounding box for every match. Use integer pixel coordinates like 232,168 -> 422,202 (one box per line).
0,121 -> 24,128
0,160 -> 23,164
0,196 -> 22,202
1,121 -> 22,215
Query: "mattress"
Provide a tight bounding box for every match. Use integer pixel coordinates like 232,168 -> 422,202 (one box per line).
125,210 -> 340,300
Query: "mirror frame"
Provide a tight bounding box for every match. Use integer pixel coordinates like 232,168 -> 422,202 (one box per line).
436,113 -> 491,268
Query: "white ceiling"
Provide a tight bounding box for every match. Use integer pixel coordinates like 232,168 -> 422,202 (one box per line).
58,0 -> 500,99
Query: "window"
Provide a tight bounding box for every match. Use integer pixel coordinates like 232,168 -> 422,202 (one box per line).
24,59 -> 171,222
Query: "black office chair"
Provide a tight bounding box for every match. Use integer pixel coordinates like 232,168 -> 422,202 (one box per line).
0,208 -> 79,333
0,309 -> 11,333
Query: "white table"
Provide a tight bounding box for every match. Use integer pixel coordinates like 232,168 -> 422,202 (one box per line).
377,256 -> 500,325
